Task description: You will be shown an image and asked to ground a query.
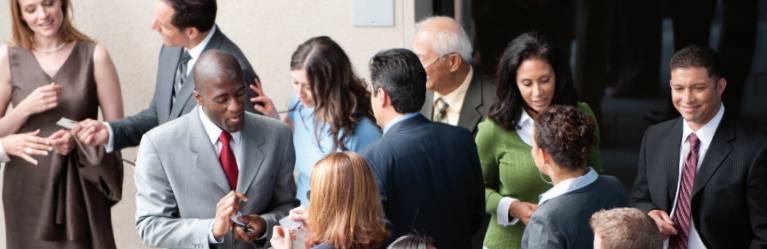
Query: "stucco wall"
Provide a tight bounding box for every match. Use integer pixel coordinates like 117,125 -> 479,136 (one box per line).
0,0 -> 415,248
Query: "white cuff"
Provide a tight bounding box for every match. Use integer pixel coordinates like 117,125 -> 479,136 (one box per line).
208,221 -> 224,244
104,122 -> 115,153
497,197 -> 520,226
0,138 -> 11,163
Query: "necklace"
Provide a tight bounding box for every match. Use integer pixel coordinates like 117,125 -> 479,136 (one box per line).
33,40 -> 67,53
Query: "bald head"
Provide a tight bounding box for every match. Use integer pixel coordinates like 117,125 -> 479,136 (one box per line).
414,16 -> 472,63
193,49 -> 244,95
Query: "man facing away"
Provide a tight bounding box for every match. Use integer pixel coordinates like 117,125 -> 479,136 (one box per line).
360,48 -> 485,249
134,50 -> 298,249
74,0 -> 263,154
413,16 -> 495,136
590,207 -> 662,249
630,45 -> 767,249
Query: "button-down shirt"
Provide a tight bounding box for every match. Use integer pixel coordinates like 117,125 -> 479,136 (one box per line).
104,26 -> 218,153
663,104 -> 724,249
383,112 -> 421,135
537,167 -> 598,205
432,66 -> 473,125
496,109 -> 535,226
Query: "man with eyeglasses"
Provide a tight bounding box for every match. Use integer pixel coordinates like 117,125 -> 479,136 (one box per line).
412,16 -> 495,136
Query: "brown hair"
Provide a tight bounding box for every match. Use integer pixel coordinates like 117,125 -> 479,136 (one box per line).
533,105 -> 596,171
308,152 -> 390,249
10,0 -> 93,50
669,44 -> 722,81
290,36 -> 376,152
589,208 -> 662,249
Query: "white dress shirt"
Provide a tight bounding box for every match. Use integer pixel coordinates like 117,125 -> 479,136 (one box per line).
197,106 -> 247,244
104,26 -> 218,153
495,109 -> 535,226
537,167 -> 598,205
663,104 -> 724,249
432,66 -> 473,125
0,137 -> 10,163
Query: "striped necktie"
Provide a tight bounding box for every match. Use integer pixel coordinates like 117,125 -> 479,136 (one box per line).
669,133 -> 700,249
434,97 -> 449,123
172,50 -> 192,107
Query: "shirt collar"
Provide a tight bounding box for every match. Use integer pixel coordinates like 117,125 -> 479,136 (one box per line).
682,104 -> 724,146
186,25 -> 217,61
198,106 -> 241,146
538,167 -> 598,205
383,113 -> 422,135
518,108 -> 533,129
433,66 -> 474,106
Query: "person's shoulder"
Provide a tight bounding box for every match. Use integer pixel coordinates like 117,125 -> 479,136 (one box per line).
311,243 -> 336,249
596,175 -> 625,190
732,117 -> 767,146
92,42 -> 113,65
144,112 -> 192,139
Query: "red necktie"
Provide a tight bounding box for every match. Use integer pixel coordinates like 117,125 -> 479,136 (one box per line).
218,131 -> 238,191
669,133 -> 700,249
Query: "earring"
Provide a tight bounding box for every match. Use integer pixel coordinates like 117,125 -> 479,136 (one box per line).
539,164 -> 553,185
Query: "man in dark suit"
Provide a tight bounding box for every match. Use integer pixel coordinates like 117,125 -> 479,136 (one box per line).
73,0 -> 262,153
360,48 -> 485,249
413,16 -> 495,136
630,45 -> 767,249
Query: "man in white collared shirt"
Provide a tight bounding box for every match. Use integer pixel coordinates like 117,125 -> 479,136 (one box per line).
72,0 -> 262,154
631,45 -> 767,249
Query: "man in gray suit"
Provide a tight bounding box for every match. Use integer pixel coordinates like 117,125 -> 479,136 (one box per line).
73,0 -> 263,153
134,50 -> 298,249
413,16 -> 495,136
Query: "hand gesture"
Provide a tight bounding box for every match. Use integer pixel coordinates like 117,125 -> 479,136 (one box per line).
1,129 -> 52,165
249,78 -> 280,120
232,213 -> 267,243
71,118 -> 110,146
47,129 -> 76,155
508,201 -> 539,225
648,209 -> 678,240
213,191 -> 248,239
269,226 -> 295,249
288,206 -> 311,232
15,82 -> 62,116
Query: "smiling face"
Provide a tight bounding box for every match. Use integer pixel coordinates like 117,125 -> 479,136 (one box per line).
516,58 -> 556,116
17,0 -> 64,38
151,0 -> 191,47
291,69 -> 316,107
670,67 -> 725,130
194,75 -> 247,133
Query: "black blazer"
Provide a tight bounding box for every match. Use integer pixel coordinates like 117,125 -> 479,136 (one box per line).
109,26 -> 260,151
420,69 -> 495,136
630,112 -> 767,249
360,114 -> 485,249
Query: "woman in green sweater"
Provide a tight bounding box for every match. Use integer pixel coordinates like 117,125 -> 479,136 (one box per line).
476,31 -> 603,249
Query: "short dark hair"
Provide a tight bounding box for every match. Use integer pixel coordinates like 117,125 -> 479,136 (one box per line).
669,44 -> 722,81
164,0 -> 217,32
533,105 -> 596,171
369,48 -> 427,114
488,31 -> 578,131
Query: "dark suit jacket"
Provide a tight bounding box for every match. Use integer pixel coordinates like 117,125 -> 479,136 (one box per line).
521,176 -> 629,249
360,114 -> 485,249
109,26 -> 260,151
420,68 -> 495,136
630,112 -> 767,249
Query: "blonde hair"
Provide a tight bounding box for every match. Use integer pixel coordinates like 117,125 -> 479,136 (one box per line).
10,0 -> 93,50
589,208 -> 662,249
308,151 -> 390,249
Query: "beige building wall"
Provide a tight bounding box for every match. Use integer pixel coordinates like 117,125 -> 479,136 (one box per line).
0,0 -> 416,248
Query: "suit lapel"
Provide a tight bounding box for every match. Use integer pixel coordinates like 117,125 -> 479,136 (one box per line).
236,117 -> 266,195
158,46 -> 183,124
188,108 -> 231,193
421,90 -> 434,121
664,118 -> 684,207
691,114 -> 735,197
169,28 -> 225,119
457,71 -> 483,132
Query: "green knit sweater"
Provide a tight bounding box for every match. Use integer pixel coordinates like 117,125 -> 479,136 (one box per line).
476,102 -> 603,249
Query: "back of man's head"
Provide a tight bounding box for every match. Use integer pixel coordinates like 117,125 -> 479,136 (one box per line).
193,49 -> 243,95
414,16 -> 473,64
369,48 -> 427,114
590,208 -> 662,249
164,0 -> 217,32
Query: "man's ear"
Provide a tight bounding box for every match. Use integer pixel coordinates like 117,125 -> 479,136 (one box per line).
716,77 -> 727,97
193,90 -> 204,106
448,54 -> 462,73
185,27 -> 200,40
377,88 -> 387,108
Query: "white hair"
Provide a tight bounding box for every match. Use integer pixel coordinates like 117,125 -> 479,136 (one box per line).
414,16 -> 473,64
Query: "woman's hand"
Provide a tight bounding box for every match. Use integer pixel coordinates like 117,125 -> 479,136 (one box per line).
47,129 -> 76,155
508,201 -> 539,225
249,78 -> 280,120
289,206 -> 311,231
15,82 -> 62,116
269,226 -> 295,249
1,129 -> 51,165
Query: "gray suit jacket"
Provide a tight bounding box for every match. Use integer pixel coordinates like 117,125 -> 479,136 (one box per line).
420,68 -> 495,136
134,108 -> 298,249
110,26 -> 260,151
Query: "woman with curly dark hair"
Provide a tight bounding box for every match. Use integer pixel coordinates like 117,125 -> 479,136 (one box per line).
520,105 -> 628,249
476,31 -> 603,249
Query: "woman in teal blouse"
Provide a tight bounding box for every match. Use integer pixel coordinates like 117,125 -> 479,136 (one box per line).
476,31 -> 603,249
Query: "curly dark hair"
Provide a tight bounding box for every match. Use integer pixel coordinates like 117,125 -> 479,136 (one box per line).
533,105 -> 596,171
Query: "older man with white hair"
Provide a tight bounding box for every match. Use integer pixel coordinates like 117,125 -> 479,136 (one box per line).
413,16 -> 495,136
